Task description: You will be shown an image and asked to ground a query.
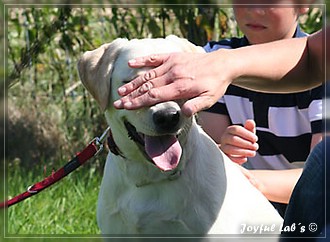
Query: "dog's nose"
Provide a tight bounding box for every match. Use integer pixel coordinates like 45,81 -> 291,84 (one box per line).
153,108 -> 181,132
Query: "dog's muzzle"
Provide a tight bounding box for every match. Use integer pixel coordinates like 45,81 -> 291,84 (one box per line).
124,107 -> 184,172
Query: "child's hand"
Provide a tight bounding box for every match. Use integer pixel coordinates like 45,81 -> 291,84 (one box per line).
220,119 -> 259,165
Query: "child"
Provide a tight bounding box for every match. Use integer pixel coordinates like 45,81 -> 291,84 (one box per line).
199,4 -> 323,216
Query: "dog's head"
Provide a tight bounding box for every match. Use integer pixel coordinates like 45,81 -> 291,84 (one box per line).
78,35 -> 205,172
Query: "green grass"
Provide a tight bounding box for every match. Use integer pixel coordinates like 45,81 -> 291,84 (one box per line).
3,160 -> 103,238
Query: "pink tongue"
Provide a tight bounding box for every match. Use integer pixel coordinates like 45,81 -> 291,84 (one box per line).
145,135 -> 182,171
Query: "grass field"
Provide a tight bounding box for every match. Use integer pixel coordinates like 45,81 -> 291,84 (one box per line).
2,158 -> 104,241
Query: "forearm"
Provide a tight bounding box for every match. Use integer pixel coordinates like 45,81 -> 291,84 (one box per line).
250,169 -> 302,204
228,30 -> 325,93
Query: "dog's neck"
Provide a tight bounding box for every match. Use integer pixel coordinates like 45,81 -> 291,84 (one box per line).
136,169 -> 182,187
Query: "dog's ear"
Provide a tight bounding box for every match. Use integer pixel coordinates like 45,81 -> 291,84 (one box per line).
78,39 -> 128,111
165,35 -> 206,53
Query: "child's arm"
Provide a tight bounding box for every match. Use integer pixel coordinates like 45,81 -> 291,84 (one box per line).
114,29 -> 326,116
232,30 -> 323,93
240,167 -> 303,204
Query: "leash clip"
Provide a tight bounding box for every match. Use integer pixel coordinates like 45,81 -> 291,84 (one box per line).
27,185 -> 38,194
92,126 -> 111,157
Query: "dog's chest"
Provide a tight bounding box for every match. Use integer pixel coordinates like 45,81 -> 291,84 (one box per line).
98,159 -> 222,234
104,179 -> 200,234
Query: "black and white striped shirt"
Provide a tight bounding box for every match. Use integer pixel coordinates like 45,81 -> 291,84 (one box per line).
204,29 -> 323,170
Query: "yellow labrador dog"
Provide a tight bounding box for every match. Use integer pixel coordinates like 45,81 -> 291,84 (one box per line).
78,36 -> 283,235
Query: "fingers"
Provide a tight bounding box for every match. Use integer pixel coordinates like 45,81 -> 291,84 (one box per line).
114,80 -> 193,110
239,165 -> 253,180
114,71 -> 168,109
182,96 -> 217,117
228,156 -> 248,165
114,83 -> 160,110
220,125 -> 259,165
244,119 -> 256,134
128,54 -> 168,68
238,166 -> 260,189
117,54 -> 171,97
117,69 -> 159,97
221,143 -> 257,165
221,125 -> 258,149
114,54 -> 176,109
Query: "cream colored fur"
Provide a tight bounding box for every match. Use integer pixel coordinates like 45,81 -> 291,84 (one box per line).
78,35 -> 283,236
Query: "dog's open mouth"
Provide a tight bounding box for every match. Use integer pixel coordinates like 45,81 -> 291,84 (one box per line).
124,121 -> 182,171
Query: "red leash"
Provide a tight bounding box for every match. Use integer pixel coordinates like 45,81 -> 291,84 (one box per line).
0,127 -> 110,209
